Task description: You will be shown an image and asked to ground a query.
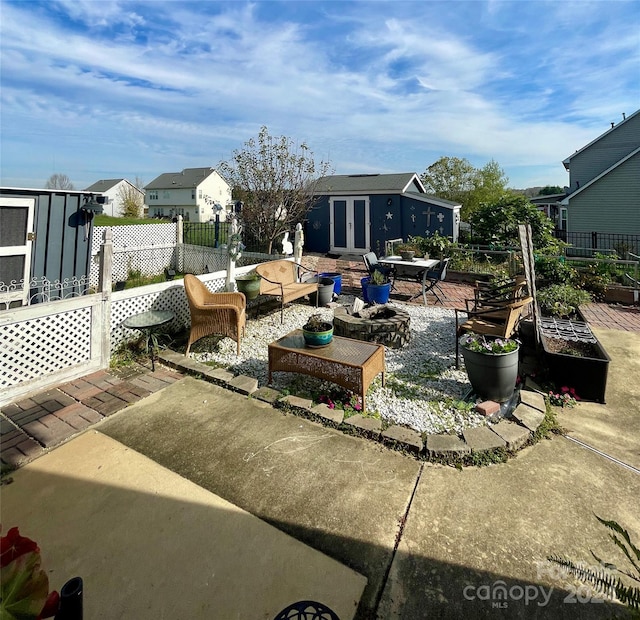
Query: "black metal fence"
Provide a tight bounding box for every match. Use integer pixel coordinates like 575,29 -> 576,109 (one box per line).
552,231 -> 640,257
183,221 -> 230,248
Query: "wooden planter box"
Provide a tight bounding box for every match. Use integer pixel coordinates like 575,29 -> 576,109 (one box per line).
541,333 -> 610,403
604,284 -> 639,305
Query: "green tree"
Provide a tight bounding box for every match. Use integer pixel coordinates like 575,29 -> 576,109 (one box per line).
118,177 -> 145,218
219,126 -> 333,253
470,194 -> 557,249
539,185 -> 564,196
45,173 -> 74,190
466,159 -> 510,219
420,157 -> 509,220
420,156 -> 476,207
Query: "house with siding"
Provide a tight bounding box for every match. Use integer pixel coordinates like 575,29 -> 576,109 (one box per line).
305,173 -> 460,256
559,109 -> 640,248
144,167 -> 232,223
84,179 -> 144,218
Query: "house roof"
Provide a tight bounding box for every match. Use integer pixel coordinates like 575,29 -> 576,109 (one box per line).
315,173 -> 425,194
145,167 -> 218,190
563,109 -> 640,169
84,179 -> 127,192
560,147 -> 640,205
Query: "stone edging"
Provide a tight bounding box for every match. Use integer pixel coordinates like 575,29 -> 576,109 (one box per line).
158,350 -> 549,463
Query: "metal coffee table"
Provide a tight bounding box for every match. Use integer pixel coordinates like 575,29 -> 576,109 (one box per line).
268,330 -> 386,412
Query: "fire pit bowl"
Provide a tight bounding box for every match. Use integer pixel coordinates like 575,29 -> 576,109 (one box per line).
334,304 -> 411,348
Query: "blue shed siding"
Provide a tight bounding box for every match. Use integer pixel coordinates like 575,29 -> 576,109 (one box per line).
1,189 -> 94,298
305,193 -> 457,254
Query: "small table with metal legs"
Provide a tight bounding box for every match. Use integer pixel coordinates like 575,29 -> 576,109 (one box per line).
122,310 -> 174,370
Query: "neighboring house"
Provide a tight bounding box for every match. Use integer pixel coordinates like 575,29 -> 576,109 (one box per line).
0,188 -> 100,308
144,167 -> 232,223
84,179 -> 145,217
305,173 -> 461,255
559,109 -> 640,247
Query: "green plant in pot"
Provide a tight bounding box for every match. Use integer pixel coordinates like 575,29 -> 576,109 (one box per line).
367,269 -> 392,304
396,243 -> 423,261
459,333 -> 520,402
302,313 -> 334,348
235,270 -> 261,300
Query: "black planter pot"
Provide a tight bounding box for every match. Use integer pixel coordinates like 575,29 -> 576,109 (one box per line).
541,335 -> 610,403
460,342 -> 520,403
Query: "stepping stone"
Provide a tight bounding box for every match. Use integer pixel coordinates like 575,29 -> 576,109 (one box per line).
201,367 -> 235,384
462,426 -> 506,452
227,375 -> 258,395
311,403 -> 344,426
519,390 -> 546,413
491,420 -> 532,451
252,387 -> 282,404
511,404 -> 545,432
343,414 -> 382,439
280,395 -> 313,410
425,434 -> 470,457
382,425 -> 423,453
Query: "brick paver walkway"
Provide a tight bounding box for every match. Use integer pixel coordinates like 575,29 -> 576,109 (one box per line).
1,367 -> 182,469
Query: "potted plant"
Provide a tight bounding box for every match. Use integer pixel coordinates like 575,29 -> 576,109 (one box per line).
459,333 -> 520,402
234,270 -> 261,300
302,313 -> 334,347
396,243 -> 423,261
367,269 -> 392,304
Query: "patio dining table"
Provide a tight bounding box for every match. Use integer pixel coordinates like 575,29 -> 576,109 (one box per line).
379,256 -> 439,304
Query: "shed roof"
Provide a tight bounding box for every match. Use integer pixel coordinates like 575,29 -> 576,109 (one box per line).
145,167 -> 218,190
315,173 -> 425,194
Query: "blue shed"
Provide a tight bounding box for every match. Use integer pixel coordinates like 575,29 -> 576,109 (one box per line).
0,188 -> 102,308
306,173 -> 460,255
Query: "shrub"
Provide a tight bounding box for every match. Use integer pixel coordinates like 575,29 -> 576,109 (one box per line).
537,284 -> 592,318
534,255 -> 576,286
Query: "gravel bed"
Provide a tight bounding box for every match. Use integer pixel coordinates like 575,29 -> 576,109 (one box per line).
191,296 -> 489,435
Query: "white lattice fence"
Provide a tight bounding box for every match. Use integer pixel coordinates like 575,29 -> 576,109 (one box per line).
0,294 -> 105,405
92,223 -> 177,251
109,272 -> 228,354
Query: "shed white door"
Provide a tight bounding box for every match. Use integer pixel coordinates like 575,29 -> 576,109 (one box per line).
0,197 -> 35,308
330,197 -> 369,254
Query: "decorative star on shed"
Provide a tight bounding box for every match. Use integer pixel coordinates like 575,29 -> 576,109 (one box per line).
386,211 -> 393,219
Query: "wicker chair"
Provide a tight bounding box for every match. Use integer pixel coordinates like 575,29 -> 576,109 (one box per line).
184,274 -> 246,356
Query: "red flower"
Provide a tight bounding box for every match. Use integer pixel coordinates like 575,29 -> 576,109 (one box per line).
0,526 -> 39,568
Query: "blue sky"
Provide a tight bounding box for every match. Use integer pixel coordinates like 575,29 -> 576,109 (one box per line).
1,0 -> 639,191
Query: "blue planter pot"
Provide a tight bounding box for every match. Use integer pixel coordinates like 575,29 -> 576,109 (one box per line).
361,277 -> 370,303
319,272 -> 342,296
367,282 -> 391,304
460,341 -> 520,402
303,322 -> 334,347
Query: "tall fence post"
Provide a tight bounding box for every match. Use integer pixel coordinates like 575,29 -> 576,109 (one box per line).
176,215 -> 184,273
98,229 -> 113,368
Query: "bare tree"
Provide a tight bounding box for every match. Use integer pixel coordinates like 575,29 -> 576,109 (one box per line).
45,173 -> 75,190
219,126 -> 333,253
118,177 -> 145,218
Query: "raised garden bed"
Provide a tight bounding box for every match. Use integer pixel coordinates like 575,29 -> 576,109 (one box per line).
540,330 -> 610,404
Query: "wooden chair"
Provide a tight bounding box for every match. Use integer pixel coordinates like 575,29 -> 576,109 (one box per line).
184,274 -> 246,355
254,260 -> 319,323
454,296 -> 533,368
